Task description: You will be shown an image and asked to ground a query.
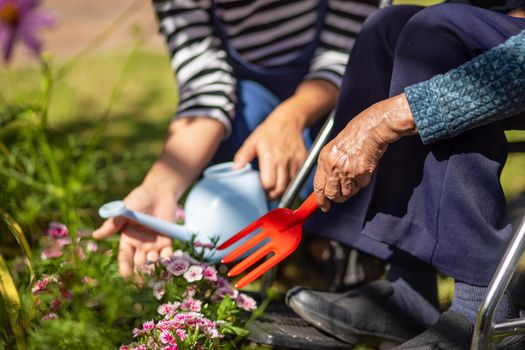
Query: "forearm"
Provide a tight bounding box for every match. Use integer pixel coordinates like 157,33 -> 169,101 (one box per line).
142,117 -> 225,198
281,79 -> 339,128
405,29 -> 525,144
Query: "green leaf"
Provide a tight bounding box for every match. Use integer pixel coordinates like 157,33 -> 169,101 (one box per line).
0,254 -> 26,350
221,325 -> 249,337
0,209 -> 33,279
216,294 -> 232,321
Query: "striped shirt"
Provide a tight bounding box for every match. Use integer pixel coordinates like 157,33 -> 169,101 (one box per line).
153,0 -> 379,134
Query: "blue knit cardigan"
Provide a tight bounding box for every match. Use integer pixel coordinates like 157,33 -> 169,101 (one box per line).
405,29 -> 525,144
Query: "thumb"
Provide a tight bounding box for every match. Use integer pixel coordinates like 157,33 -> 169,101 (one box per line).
233,138 -> 257,169
92,217 -> 126,240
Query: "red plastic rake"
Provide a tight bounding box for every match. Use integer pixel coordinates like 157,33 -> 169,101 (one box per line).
218,193 -> 318,288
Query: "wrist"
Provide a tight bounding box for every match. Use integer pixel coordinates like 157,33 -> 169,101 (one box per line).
142,155 -> 184,197
384,93 -> 417,141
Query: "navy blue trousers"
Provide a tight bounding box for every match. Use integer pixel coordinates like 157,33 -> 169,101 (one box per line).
306,3 -> 525,286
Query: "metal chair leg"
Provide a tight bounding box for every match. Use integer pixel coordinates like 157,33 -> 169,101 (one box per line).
471,213 -> 525,350
259,112 -> 335,295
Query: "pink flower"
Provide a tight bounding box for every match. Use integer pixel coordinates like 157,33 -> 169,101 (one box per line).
159,331 -> 176,345
157,302 -> 180,316
62,289 -> 73,301
0,0 -> 55,62
119,346 -> 130,350
236,293 -> 257,311
193,241 -> 213,249
86,241 -> 98,252
49,298 -> 61,311
175,206 -> 185,223
183,265 -> 203,283
46,222 -> 68,238
204,326 -> 221,339
153,281 -> 165,300
32,276 -> 49,294
76,247 -> 86,260
180,298 -> 202,312
175,328 -> 187,341
132,328 -> 144,338
165,257 -> 189,276
40,247 -> 62,260
42,313 -> 57,321
81,276 -> 98,287
183,285 -> 197,298
203,266 -> 217,282
164,346 -> 178,350
142,320 -> 155,331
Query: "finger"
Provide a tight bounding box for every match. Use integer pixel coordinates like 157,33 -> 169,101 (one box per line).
340,176 -> 353,198
324,175 -> 342,202
118,238 -> 135,278
259,152 -> 277,194
92,217 -> 126,240
133,249 -> 147,273
160,246 -> 173,260
269,161 -> 289,199
146,250 -> 159,264
313,167 -> 330,212
233,138 -> 257,169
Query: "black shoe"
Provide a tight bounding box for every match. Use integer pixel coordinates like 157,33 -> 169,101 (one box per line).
394,310 -> 525,350
393,311 -> 471,349
286,280 -> 426,347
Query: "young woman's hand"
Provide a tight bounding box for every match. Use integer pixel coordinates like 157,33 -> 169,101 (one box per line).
234,79 -> 338,199
92,182 -> 177,277
314,93 -> 417,211
233,98 -> 309,199
93,117 -> 225,277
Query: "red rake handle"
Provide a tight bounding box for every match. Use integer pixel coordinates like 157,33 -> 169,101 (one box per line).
293,193 -> 318,221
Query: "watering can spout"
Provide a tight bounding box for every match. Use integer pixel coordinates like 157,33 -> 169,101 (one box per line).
99,200 -> 193,242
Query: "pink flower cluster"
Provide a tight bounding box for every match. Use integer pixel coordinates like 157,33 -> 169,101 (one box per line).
123,312 -> 223,349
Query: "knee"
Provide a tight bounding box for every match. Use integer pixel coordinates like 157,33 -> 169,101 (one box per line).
399,4 -> 467,45
359,6 -> 408,42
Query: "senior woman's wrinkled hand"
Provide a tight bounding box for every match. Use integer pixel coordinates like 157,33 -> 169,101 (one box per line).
314,93 -> 418,211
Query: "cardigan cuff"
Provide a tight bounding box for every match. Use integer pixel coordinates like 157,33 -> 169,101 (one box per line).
405,81 -> 449,145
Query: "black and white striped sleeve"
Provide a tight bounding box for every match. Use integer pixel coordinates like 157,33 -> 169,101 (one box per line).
153,0 -> 236,136
306,0 -> 378,87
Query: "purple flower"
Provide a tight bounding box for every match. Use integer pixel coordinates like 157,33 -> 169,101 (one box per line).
153,281 -> 165,300
0,0 -> 55,62
183,265 -> 203,283
47,222 -> 68,238
165,257 -> 189,276
236,293 -> 257,311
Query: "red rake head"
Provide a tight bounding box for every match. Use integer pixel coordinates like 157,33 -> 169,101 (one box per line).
218,193 -> 318,289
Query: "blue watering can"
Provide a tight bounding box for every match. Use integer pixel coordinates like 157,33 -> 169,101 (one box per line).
99,162 -> 268,261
